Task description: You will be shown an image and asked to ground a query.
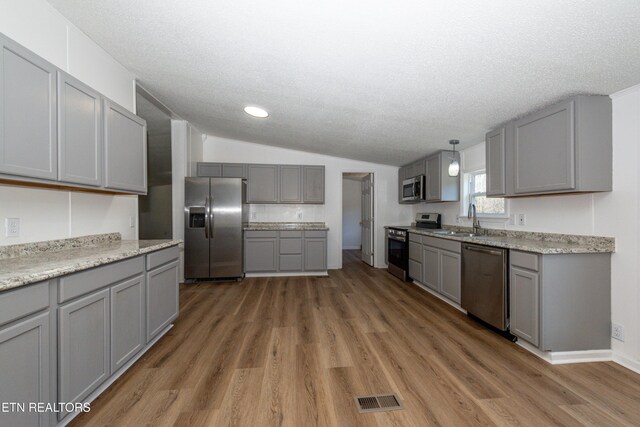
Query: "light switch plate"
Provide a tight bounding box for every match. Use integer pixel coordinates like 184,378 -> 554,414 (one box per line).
518,214 -> 526,226
5,218 -> 19,237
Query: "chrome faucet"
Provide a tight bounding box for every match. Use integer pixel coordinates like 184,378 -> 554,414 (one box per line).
468,203 -> 482,234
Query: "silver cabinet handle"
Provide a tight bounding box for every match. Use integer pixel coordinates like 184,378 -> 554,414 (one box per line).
464,245 -> 502,256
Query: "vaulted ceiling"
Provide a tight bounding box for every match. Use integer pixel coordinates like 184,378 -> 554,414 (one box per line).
48,0 -> 640,165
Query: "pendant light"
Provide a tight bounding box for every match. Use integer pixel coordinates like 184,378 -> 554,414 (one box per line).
448,139 -> 460,177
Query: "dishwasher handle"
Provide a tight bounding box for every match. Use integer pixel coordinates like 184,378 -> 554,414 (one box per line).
464,245 -> 503,256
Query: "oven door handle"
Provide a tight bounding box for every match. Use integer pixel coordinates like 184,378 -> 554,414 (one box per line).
388,236 -> 406,242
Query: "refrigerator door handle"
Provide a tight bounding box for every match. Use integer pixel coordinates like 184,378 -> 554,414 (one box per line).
204,196 -> 210,239
210,196 -> 215,237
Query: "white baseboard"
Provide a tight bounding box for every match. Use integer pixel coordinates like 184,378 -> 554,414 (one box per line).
411,280 -> 466,314
612,352 -> 640,375
516,340 -> 613,364
57,324 -> 174,426
244,271 -> 329,278
342,245 -> 361,250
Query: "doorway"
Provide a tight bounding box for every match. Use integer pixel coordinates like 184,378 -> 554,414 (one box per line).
342,172 -> 375,266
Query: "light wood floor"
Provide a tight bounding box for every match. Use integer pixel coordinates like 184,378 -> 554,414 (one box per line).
71,250 -> 640,426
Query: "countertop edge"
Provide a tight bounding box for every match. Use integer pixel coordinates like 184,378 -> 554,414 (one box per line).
406,229 -> 614,254
0,240 -> 181,293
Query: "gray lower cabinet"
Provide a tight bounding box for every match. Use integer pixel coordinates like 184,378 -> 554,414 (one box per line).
421,246 -> 439,291
279,165 -> 302,203
0,312 -> 50,427
408,236 -> 422,281
305,238 -> 327,271
486,95 -> 612,197
279,232 -> 303,271
509,250 -> 610,351
103,98 -> 147,193
111,275 -> 145,372
57,71 -> 102,187
510,266 -> 540,346
58,288 -> 110,419
303,166 -> 325,203
146,260 -> 179,342
245,233 -> 278,273
410,233 -> 461,303
439,250 -> 461,303
0,34 -> 57,180
247,164 -> 279,203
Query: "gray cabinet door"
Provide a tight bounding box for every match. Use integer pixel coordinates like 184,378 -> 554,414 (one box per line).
279,254 -> 303,271
486,127 -> 506,196
247,164 -> 279,203
103,98 -> 147,193
422,246 -> 439,291
146,261 -> 179,342
398,167 -> 405,203
222,163 -> 246,178
510,266 -> 540,346
408,259 -> 422,282
304,238 -> 327,271
412,159 -> 426,178
57,71 -> 102,187
279,165 -> 302,203
244,238 -> 278,272
303,166 -> 325,203
426,155 -> 441,201
0,312 -> 50,427
111,275 -> 145,373
439,250 -> 461,303
59,289 -> 110,419
514,100 -> 575,194
197,162 -> 222,177
0,35 -> 57,180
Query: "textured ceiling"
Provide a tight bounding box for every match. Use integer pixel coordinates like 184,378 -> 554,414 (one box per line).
48,0 -> 640,165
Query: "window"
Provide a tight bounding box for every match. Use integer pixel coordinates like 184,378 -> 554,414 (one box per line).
466,171 -> 505,215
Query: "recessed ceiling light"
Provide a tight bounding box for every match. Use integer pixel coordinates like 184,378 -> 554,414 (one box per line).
244,106 -> 269,118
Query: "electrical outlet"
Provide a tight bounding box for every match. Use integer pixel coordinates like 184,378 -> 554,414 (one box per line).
518,213 -> 526,226
4,218 -> 19,237
612,323 -> 625,341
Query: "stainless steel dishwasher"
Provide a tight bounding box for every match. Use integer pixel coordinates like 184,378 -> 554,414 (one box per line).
461,243 -> 509,331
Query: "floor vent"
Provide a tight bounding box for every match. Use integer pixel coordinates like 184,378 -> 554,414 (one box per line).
354,393 -> 403,413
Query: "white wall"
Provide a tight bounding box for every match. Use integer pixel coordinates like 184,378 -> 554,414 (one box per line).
203,135 -> 414,269
342,178 -> 362,249
0,0 -> 138,245
416,84 -> 640,370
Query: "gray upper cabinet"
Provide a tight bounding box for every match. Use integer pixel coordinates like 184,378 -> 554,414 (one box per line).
199,162 -> 246,178
0,312 -> 50,427
488,95 -> 612,197
425,155 -> 441,201
222,163 -> 246,178
0,35 -> 57,180
103,98 -> 147,194
485,126 -> 506,197
111,275 -> 145,372
426,151 -> 460,202
58,288 -> 110,419
279,165 -> 302,203
247,164 -> 279,203
197,162 -> 222,177
57,71 -> 102,187
146,260 -> 179,343
303,165 -> 325,203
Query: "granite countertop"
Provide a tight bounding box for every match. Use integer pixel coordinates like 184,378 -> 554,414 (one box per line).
405,227 -> 614,254
244,222 -> 329,231
0,234 -> 181,292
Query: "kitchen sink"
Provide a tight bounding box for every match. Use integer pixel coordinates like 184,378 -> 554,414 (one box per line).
431,230 -> 456,235
431,230 -> 477,238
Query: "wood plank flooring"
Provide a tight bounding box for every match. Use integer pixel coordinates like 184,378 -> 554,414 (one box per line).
71,250 -> 640,426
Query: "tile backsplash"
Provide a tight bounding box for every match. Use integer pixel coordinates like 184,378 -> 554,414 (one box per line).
248,204 -> 326,222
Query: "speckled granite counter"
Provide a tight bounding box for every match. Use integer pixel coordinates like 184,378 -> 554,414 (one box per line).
405,226 -> 614,254
0,233 -> 181,292
244,222 -> 329,231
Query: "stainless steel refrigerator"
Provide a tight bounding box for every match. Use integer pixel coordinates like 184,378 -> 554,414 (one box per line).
184,177 -> 248,280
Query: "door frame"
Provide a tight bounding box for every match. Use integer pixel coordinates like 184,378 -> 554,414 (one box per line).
339,171 -> 377,269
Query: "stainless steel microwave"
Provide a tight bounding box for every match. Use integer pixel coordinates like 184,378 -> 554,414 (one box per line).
402,175 -> 425,202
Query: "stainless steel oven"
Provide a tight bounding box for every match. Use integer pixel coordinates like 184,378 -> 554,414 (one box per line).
386,227 -> 409,281
402,175 -> 425,202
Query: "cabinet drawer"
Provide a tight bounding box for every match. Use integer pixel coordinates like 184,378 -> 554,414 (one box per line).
59,257 -> 144,303
245,230 -> 278,238
279,238 -> 302,254
510,250 -> 539,271
304,230 -> 327,238
409,233 -> 422,243
423,236 -> 461,253
146,246 -> 179,270
0,281 -> 49,327
409,241 -> 421,261
279,230 -> 302,238
408,259 -> 422,281
279,254 -> 302,271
